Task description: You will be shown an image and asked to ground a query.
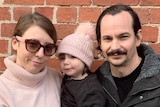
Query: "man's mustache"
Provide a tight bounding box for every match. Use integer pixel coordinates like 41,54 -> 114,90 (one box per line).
107,49 -> 127,56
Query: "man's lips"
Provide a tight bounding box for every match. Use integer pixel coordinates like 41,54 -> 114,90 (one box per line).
109,54 -> 124,59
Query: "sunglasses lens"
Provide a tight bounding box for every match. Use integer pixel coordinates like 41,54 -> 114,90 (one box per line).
44,44 -> 57,56
25,39 -> 57,56
26,40 -> 40,53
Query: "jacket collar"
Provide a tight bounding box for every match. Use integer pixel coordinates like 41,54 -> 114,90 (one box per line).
136,44 -> 160,81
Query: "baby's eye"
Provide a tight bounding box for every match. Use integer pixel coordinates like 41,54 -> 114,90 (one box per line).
59,54 -> 65,60
70,55 -> 76,59
59,57 -> 65,61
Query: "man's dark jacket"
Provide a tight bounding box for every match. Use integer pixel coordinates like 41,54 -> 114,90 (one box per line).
96,44 -> 160,107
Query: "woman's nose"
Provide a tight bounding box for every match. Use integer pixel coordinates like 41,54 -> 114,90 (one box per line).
35,47 -> 45,57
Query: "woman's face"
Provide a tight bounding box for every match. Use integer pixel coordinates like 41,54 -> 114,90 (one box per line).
12,25 -> 54,74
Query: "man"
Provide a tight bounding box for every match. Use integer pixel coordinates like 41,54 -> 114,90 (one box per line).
95,4 -> 160,107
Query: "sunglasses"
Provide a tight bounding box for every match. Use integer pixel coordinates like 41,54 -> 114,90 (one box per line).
15,36 -> 57,56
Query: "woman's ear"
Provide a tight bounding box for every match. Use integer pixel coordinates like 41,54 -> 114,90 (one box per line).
11,37 -> 18,51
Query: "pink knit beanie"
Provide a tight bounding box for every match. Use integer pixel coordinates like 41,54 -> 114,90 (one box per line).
57,22 -> 95,69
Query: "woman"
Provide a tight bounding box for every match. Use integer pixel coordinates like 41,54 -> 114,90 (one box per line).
0,12 -> 62,107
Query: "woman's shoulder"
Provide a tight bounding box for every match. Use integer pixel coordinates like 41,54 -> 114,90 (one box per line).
0,76 -> 12,97
47,67 -> 62,83
47,67 -> 61,76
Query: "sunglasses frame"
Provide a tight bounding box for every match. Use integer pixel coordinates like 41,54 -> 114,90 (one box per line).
15,36 -> 57,56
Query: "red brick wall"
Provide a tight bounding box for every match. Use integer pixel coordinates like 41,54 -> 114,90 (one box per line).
0,0 -> 160,72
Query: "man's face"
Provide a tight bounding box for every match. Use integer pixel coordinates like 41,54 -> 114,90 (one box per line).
100,11 -> 141,67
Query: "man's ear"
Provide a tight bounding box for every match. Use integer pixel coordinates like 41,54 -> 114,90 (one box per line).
136,29 -> 142,46
137,29 -> 142,40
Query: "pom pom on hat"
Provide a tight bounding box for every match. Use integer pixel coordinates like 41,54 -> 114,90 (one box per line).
75,22 -> 96,40
58,22 -> 95,69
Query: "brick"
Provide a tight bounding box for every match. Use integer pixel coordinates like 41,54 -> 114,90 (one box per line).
35,7 -> 54,21
134,8 -> 149,24
150,9 -> 160,24
13,7 -> 32,21
149,44 -> 160,54
56,8 -> 77,23
93,0 -> 139,5
0,7 -> 11,20
1,23 -> 16,37
91,60 -> 104,72
46,0 -> 91,5
48,58 -> 60,71
4,0 -> 43,5
0,40 -> 8,54
140,0 -> 160,6
0,57 -> 6,71
55,24 -> 77,39
79,7 -> 101,22
141,26 -> 158,42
